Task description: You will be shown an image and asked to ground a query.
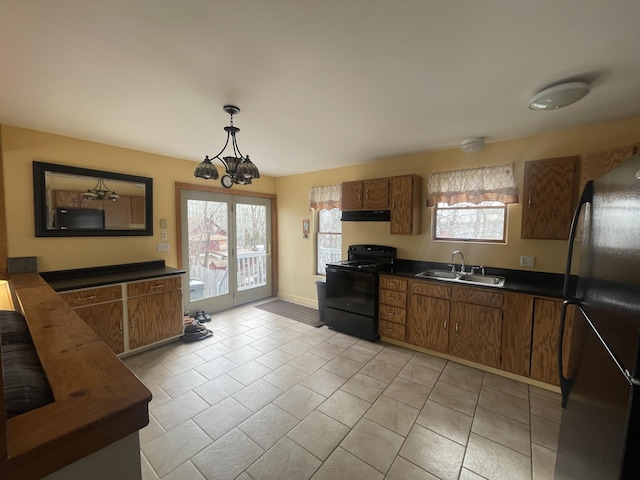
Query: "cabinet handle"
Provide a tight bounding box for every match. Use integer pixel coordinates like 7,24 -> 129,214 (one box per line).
388,296 -> 394,300
119,321 -> 123,334
443,319 -> 448,333
131,320 -> 135,330
387,328 -> 393,333
528,193 -> 532,208
455,322 -> 459,336
78,295 -> 98,301
150,284 -> 164,289
388,312 -> 394,317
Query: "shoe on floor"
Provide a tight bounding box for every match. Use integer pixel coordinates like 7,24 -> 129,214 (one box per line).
181,328 -> 212,342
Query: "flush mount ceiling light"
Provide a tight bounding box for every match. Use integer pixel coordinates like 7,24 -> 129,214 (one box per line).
529,81 -> 590,110
194,105 -> 260,188
460,137 -> 485,153
81,178 -> 119,201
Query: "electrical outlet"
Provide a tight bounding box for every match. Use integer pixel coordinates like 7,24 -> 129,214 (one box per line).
159,218 -> 167,229
157,242 -> 170,252
520,255 -> 535,267
161,230 -> 168,240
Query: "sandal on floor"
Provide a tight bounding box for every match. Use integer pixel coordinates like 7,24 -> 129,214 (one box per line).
200,311 -> 212,322
194,311 -> 206,322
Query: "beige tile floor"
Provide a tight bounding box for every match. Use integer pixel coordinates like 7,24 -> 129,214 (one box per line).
126,300 -> 562,480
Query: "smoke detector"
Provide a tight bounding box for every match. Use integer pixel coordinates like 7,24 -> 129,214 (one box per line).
460,137 -> 485,153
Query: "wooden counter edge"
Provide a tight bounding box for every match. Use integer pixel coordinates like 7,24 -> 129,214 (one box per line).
0,273 -> 152,480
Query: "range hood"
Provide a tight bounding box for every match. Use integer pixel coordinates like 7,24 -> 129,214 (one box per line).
341,210 -> 391,222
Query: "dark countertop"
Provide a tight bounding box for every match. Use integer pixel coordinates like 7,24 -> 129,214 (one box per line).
40,260 -> 186,292
389,259 -> 575,299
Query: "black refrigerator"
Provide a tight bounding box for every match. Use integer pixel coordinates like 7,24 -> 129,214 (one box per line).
555,153 -> 640,479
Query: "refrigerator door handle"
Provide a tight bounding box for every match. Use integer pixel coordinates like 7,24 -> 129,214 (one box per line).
558,299 -> 575,407
560,300 -> 640,408
563,181 -> 593,300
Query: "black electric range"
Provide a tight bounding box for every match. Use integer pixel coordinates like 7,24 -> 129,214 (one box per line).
324,245 -> 397,341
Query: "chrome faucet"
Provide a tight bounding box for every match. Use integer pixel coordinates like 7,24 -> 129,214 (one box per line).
450,250 -> 466,274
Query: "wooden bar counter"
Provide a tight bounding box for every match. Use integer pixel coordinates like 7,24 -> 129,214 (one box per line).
0,273 -> 152,480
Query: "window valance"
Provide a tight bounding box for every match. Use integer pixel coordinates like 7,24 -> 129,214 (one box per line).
427,163 -> 519,206
309,185 -> 342,211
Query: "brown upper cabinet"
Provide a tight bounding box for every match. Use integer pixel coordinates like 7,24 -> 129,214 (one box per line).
390,175 -> 422,235
342,178 -> 389,210
342,174 -> 422,235
521,156 -> 578,240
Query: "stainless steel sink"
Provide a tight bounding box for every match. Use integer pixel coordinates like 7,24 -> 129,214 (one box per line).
415,269 -> 458,280
457,273 -> 505,287
415,269 -> 505,287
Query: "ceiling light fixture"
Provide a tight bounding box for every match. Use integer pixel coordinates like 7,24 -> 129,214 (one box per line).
81,178 -> 119,201
194,105 -> 260,188
460,137 -> 485,153
529,81 -> 590,110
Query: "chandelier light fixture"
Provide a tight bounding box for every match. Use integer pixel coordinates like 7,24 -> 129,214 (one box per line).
194,105 -> 260,188
81,178 -> 120,201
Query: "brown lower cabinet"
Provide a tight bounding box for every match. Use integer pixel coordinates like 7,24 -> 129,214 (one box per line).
407,280 -> 451,353
383,275 -> 572,386
128,276 -> 184,350
449,301 -> 502,368
59,274 -> 183,355
530,298 -> 575,386
59,284 -> 125,353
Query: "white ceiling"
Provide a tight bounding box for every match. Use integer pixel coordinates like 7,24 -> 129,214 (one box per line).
2,1 -> 640,178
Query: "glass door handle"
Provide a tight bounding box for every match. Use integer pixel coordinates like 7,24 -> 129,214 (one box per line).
267,243 -> 272,256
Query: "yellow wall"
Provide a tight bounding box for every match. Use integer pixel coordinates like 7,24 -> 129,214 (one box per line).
3,118 -> 640,308
1,126 -> 276,271
275,116 -> 640,306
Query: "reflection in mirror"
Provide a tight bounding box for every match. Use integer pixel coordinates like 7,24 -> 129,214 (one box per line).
33,162 -> 153,237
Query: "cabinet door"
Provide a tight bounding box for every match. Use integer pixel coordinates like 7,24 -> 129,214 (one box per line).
362,178 -> 389,209
129,290 -> 183,349
530,298 -> 574,386
341,181 -> 363,210
500,292 -> 534,377
449,302 -> 502,368
74,302 -> 125,353
408,293 -> 450,353
390,175 -> 421,235
521,156 -> 578,239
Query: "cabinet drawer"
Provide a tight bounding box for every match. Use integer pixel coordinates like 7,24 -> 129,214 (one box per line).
60,285 -> 122,307
127,275 -> 182,297
379,319 -> 406,341
379,304 -> 406,324
380,276 -> 407,291
454,287 -> 503,308
380,288 -> 407,308
411,280 -> 452,299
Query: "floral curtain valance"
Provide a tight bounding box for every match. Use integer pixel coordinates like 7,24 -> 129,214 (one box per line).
309,184 -> 342,211
427,163 -> 519,206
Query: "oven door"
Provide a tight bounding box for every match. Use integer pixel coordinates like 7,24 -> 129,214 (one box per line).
325,265 -> 377,317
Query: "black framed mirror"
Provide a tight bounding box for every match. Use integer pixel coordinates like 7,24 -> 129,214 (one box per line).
33,161 -> 153,237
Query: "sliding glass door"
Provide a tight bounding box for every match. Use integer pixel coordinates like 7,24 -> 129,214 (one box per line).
180,189 -> 272,314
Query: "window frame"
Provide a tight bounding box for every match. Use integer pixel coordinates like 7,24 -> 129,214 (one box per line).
433,202 -> 508,243
315,207 -> 342,275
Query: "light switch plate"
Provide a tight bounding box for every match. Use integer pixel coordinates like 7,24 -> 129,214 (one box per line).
157,242 -> 170,252
520,255 -> 535,267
